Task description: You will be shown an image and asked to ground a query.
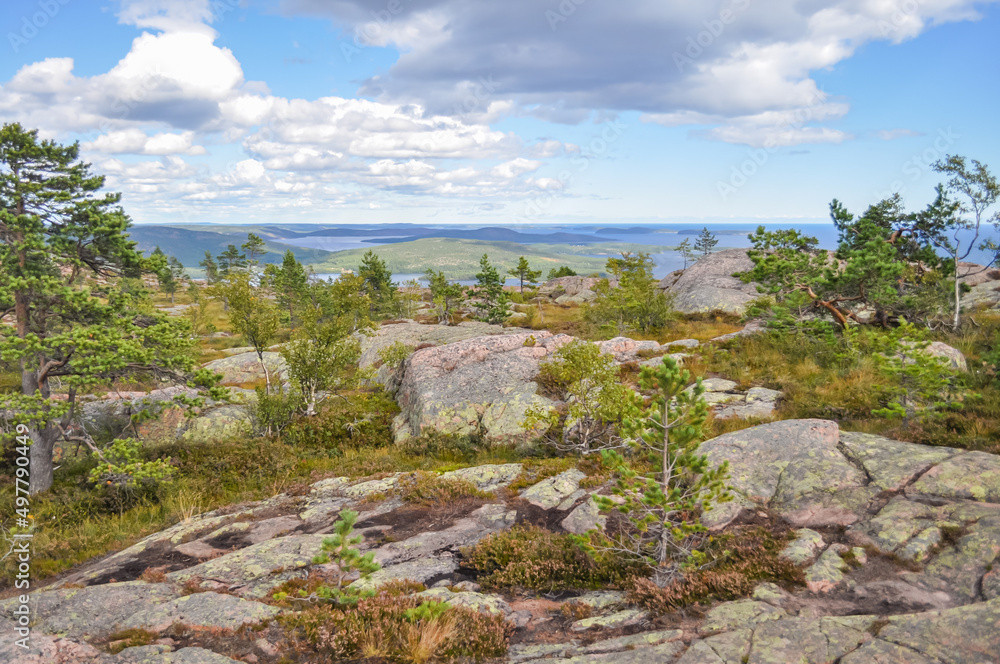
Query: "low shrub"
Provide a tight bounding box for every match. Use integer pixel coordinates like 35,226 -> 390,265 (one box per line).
626,526 -> 803,613
280,589 -> 513,663
462,525 -> 643,591
394,471 -> 491,507
399,430 -> 482,461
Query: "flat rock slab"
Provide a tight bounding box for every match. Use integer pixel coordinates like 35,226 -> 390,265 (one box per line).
6,582 -> 178,639
352,555 -> 458,590
910,451 -> 1000,503
122,592 -> 280,633
745,615 -> 874,664
571,608 -> 647,632
838,431 -> 959,492
556,641 -> 684,663
675,629 -> 753,664
167,534 -> 328,595
115,646 -> 242,663
440,463 -> 523,491
521,469 -> 587,510
700,600 -> 786,634
780,528 -> 825,565
874,597 -> 1000,664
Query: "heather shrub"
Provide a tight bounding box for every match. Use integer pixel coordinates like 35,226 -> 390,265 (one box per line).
280,589 -> 513,663
626,526 -> 803,613
394,471 -> 491,507
462,525 -> 643,591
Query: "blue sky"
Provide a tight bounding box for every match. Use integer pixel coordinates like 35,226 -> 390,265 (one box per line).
1,0 -> 997,226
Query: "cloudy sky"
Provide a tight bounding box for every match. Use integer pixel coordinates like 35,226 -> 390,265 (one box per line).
1,0 -> 997,225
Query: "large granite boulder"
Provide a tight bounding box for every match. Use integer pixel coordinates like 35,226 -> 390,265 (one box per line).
393,330 -> 572,443
660,248 -> 760,315
357,321 -> 524,391
202,351 -> 287,386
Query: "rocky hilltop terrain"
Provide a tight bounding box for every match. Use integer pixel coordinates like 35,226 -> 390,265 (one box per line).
4,419 -> 999,663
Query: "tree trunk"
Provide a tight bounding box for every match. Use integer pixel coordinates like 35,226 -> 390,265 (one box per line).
28,424 -> 57,495
953,261 -> 961,330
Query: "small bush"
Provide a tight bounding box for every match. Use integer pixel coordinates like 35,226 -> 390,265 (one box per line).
106,628 -> 157,653
626,526 -> 803,613
399,430 -> 481,461
280,590 -> 513,663
394,471 -> 490,507
462,525 -> 643,592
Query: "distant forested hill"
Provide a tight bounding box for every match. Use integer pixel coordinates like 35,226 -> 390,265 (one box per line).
126,225 -> 332,270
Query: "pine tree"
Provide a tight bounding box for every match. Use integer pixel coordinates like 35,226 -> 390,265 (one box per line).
358,250 -> 399,319
242,232 -> 267,269
693,227 -> 718,256
507,256 -> 542,294
425,269 -> 465,324
212,272 -> 281,392
265,250 -> 309,327
676,238 -> 695,269
579,358 -> 730,584
217,244 -> 247,276
585,252 -> 673,335
0,123 -> 214,494
199,250 -> 219,284
469,254 -> 510,324
547,266 -> 577,279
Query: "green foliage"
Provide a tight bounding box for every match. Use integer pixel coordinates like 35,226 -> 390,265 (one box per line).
309,509 -> 381,606
676,238 -> 696,269
584,251 -> 674,335
359,250 -> 400,320
211,271 -> 281,391
463,524 -> 643,591
217,244 -> 247,276
199,251 -> 219,284
526,339 -> 631,453
149,247 -> 184,303
399,278 -> 423,318
281,304 -> 363,417
693,227 -> 718,256
933,155 -> 1000,328
582,358 -> 731,584
246,384 -> 303,437
862,322 -> 965,421
468,254 -> 510,324
0,123 -> 211,493
425,269 -> 465,324
264,250 -> 309,328
87,438 -> 175,512
547,265 -> 578,279
241,232 -> 266,268
507,256 -> 542,293
184,283 -> 216,336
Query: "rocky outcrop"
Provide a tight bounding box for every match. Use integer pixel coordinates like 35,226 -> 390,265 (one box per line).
202,352 -> 287,386
538,276 -> 607,305
7,423 -> 1000,663
659,248 -> 760,315
392,330 -> 571,443
357,320 -> 523,390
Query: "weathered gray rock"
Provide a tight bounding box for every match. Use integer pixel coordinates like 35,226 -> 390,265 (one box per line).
700,600 -> 786,634
440,463 -> 523,491
571,608 -> 647,631
745,615 -> 874,664
872,597 -> 1000,664
805,544 -> 850,593
357,321 -> 524,390
416,587 -> 511,616
596,337 -> 661,362
121,592 -> 280,633
202,351 -> 287,386
780,528 -> 825,565
909,451 -> 1000,503
561,496 -> 607,534
661,249 -> 759,315
393,330 -> 570,443
167,535 -> 328,597
521,469 -> 587,509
